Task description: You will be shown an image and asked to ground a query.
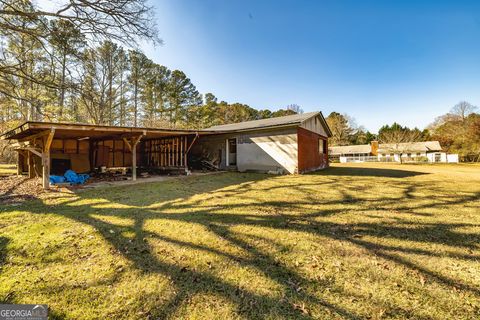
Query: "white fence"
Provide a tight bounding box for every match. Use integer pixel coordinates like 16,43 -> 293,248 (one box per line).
339,153 -> 459,164
340,156 -> 396,163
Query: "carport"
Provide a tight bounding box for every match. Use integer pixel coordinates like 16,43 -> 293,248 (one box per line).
1,122 -> 207,189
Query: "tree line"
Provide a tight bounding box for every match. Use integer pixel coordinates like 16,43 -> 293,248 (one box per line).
0,30 -> 295,130
326,101 -> 480,160
0,1 -> 478,161
0,0 -> 297,134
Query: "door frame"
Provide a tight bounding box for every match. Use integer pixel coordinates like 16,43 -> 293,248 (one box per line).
225,138 -> 237,166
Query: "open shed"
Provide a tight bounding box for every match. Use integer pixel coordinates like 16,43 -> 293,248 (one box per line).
1,122 -> 210,189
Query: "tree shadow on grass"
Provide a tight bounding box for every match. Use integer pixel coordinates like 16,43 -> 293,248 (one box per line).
318,166 -> 428,178
9,171 -> 480,319
0,236 -> 14,304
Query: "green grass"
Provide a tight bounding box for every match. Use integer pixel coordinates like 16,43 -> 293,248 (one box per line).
1,163 -> 479,319
0,163 -> 16,176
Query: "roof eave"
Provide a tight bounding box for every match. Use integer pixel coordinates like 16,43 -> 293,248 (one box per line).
207,123 -> 301,134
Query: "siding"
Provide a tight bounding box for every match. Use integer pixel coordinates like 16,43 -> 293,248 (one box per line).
300,115 -> 329,137
297,127 -> 328,173
191,127 -> 299,174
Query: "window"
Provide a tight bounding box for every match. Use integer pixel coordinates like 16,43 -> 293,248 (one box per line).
318,139 -> 327,155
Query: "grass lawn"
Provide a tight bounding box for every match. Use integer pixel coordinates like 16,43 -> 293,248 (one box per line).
0,163 -> 479,319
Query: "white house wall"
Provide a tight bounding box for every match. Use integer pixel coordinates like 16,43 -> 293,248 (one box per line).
237,131 -> 298,173
191,127 -> 299,174
447,154 -> 459,163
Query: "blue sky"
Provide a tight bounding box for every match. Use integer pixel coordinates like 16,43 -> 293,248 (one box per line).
142,0 -> 480,132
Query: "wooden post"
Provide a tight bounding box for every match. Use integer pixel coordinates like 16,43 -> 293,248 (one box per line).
42,152 -> 50,189
27,151 -> 35,178
41,128 -> 55,190
16,151 -> 22,176
123,134 -> 143,181
184,136 -> 188,168
183,133 -> 199,172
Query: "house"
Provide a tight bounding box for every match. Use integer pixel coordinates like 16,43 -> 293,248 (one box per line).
191,111 -> 332,174
329,140 -> 459,163
0,111 -> 332,189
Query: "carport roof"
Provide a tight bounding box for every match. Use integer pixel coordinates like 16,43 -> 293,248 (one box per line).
1,121 -> 213,141
1,111 -> 333,141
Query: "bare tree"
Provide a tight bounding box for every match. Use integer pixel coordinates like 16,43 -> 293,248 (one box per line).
0,0 -> 161,103
451,101 -> 478,121
286,104 -> 303,114
0,0 -> 160,45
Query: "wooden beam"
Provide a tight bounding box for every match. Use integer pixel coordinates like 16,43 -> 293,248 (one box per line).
18,129 -> 52,142
43,128 -> 55,153
11,141 -> 31,149
122,137 -> 132,152
17,147 -> 42,158
186,133 -> 199,154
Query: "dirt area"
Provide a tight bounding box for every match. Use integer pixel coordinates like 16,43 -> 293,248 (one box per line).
0,171 -> 220,204
78,171 -> 218,190
0,176 -> 46,204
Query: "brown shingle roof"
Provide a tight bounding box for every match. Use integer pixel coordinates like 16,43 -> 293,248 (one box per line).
329,144 -> 371,155
329,141 -> 443,155
377,141 -> 442,153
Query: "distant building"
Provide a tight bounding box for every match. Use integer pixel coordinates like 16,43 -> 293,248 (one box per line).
329,141 -> 459,163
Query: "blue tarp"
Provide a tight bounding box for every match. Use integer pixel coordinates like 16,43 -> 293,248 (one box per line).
49,175 -> 66,184
64,170 -> 89,184
50,170 -> 90,185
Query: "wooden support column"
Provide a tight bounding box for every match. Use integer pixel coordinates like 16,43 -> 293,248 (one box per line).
27,151 -> 35,178
42,153 -> 50,189
185,133 -> 199,171
123,134 -> 144,181
16,151 -> 22,176
41,128 -> 55,190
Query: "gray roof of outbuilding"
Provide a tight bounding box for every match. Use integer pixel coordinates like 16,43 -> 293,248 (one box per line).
206,111 -> 326,132
329,141 -> 443,155
329,144 -> 371,155
377,141 -> 442,153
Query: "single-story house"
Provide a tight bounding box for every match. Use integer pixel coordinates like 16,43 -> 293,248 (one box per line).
329,140 -> 459,163
1,111 -> 332,189
191,111 -> 332,174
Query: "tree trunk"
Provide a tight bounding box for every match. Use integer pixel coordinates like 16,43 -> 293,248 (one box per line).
134,78 -> 138,127
59,51 -> 66,118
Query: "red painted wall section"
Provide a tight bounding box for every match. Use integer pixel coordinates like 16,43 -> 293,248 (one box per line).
297,127 -> 329,173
